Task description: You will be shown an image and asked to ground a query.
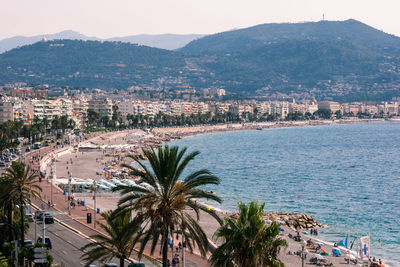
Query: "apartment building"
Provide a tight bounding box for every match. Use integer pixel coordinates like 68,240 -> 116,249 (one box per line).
88,98 -> 113,119
31,99 -> 61,120
0,97 -> 14,123
318,101 -> 342,113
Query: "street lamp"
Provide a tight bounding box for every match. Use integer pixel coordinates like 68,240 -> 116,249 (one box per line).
301,239 -> 307,267
0,223 -> 18,267
68,173 -> 72,215
92,181 -> 98,229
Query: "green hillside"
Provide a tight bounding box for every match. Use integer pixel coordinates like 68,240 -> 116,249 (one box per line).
0,20 -> 399,101
180,19 -> 400,54
0,40 -> 185,88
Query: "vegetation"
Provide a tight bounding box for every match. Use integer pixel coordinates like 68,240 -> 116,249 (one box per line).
1,19 -> 400,101
210,201 -> 287,267
113,145 -> 222,267
81,210 -> 142,267
1,162 -> 41,245
0,115 -> 75,150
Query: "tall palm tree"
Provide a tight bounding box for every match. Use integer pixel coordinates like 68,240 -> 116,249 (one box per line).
113,145 -> 222,267
2,162 -> 42,245
81,210 -> 142,267
210,201 -> 287,267
0,176 -> 17,242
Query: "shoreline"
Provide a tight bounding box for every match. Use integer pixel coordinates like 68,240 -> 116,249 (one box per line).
50,119 -> 396,266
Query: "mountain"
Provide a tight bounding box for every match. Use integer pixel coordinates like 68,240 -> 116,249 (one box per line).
0,31 -> 204,53
180,19 -> 400,55
0,40 -> 185,88
0,30 -> 99,53
0,20 -> 399,102
107,34 -> 205,50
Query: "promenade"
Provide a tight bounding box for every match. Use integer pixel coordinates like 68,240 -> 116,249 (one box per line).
30,130 -> 209,267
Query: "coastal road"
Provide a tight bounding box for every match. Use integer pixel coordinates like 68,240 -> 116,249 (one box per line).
27,212 -> 125,267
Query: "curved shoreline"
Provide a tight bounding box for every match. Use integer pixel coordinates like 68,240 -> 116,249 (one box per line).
50,119 -> 397,266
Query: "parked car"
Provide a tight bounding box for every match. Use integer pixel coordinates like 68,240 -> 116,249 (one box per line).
104,264 -> 118,267
0,162 -> 5,168
23,240 -> 33,247
37,236 -> 52,249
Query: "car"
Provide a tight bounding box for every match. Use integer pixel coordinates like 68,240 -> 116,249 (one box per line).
104,264 -> 118,267
0,162 -> 5,167
25,147 -> 31,152
23,240 -> 33,247
4,158 -> 10,163
35,210 -> 44,220
37,236 -> 52,249
44,213 -> 54,224
26,213 -> 34,222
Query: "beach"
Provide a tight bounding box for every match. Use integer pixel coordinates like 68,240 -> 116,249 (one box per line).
49,120 -> 393,266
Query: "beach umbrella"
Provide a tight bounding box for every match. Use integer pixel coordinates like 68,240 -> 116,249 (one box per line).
320,249 -> 326,253
332,247 -> 341,256
278,227 -> 285,232
321,258 -> 328,261
265,219 -> 272,224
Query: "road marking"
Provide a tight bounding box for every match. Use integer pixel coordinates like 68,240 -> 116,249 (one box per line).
62,250 -> 67,255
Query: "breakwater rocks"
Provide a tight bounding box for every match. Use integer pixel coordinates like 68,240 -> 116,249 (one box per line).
264,212 -> 324,230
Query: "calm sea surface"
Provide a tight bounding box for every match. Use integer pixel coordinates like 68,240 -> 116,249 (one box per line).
168,123 -> 400,266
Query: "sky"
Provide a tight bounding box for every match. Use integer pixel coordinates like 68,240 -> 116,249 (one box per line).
1,0 -> 400,39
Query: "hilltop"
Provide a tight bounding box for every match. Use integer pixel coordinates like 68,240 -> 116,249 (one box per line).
0,19 -> 399,101
0,31 -> 204,53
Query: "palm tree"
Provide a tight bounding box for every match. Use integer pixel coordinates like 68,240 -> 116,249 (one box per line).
81,210 -> 142,267
2,162 -> 42,245
0,176 -> 17,242
210,201 -> 287,267
113,145 -> 222,267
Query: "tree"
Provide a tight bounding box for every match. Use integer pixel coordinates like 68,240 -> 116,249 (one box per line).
81,210 -> 142,267
1,162 -> 41,245
210,201 -> 287,267
113,146 -> 222,267
87,109 -> 100,128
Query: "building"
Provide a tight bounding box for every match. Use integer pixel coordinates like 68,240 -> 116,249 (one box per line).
318,101 -> 342,113
0,97 -> 14,123
31,99 -> 61,120
9,89 -> 48,99
88,98 -> 113,119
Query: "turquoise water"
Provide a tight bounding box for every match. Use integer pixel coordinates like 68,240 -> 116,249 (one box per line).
168,123 -> 400,266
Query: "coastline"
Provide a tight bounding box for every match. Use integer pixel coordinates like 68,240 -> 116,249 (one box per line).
50,119 -> 396,266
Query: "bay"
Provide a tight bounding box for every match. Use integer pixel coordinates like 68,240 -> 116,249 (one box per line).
168,122 -> 400,266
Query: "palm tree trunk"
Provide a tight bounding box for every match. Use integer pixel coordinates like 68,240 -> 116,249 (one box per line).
7,205 -> 13,242
120,257 -> 124,267
20,192 -> 25,245
162,226 -> 169,267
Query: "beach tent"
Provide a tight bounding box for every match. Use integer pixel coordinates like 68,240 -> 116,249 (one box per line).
332,247 -> 342,256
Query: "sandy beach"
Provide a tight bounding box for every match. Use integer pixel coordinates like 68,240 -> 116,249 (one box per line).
50,120 -> 391,266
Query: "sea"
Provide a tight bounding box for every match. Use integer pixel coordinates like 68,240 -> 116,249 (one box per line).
168,122 -> 400,266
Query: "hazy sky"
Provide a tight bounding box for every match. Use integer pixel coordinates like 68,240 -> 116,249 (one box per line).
1,0 -> 400,39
